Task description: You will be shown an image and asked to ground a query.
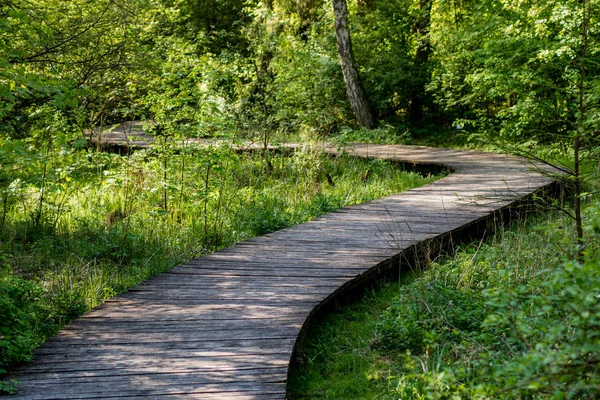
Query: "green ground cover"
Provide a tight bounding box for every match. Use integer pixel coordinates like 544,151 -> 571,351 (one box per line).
0,144 -> 439,387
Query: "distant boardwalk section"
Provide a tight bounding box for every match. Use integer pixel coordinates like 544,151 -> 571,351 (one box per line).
6,136 -> 558,399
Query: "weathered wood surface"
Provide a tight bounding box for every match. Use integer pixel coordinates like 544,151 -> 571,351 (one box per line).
6,132 -> 558,399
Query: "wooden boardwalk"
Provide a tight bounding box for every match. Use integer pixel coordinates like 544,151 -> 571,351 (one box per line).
6,139 -> 558,399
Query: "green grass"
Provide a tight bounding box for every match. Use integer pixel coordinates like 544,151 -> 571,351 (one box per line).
287,280 -> 408,400
287,198 -> 600,399
0,143 -> 441,384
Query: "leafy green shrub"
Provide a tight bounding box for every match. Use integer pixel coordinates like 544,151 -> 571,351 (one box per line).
0,272 -> 44,374
235,193 -> 291,236
477,257 -> 600,398
376,271 -> 485,354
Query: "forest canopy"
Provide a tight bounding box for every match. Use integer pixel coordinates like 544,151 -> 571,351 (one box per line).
1,0 -> 598,145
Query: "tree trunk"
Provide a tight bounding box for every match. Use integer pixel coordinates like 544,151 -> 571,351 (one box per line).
333,0 -> 377,129
573,0 -> 590,262
408,0 -> 432,123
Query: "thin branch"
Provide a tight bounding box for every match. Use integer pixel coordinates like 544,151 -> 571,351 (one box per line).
19,0 -> 114,63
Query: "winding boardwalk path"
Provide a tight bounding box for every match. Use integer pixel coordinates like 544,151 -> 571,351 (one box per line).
7,138 -> 558,399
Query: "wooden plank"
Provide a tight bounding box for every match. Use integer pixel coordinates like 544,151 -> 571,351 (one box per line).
13,368 -> 289,387
33,340 -> 296,358
15,361 -> 290,378
61,319 -> 305,334
131,276 -> 349,291
108,292 -> 327,303
161,269 -> 363,278
73,312 -> 307,323
77,303 -> 313,320
99,393 -> 286,400
48,327 -> 301,343
12,381 -> 288,399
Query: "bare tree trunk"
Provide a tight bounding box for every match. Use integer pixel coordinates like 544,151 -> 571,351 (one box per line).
409,0 -> 432,123
574,0 -> 590,262
333,0 -> 377,129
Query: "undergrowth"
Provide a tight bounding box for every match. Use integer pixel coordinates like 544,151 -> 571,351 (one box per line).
0,143 -> 439,383
287,198 -> 600,399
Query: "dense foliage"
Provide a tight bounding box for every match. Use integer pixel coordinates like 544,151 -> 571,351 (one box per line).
3,0 -> 598,140
1,0 -> 599,396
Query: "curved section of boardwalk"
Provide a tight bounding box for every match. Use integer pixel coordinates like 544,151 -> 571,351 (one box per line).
7,144 -> 557,399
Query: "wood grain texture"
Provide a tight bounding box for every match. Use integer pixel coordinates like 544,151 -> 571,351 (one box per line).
5,138 -> 558,399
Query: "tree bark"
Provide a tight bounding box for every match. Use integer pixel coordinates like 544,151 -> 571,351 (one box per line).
573,0 -> 590,262
332,0 -> 377,129
408,0 -> 432,123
